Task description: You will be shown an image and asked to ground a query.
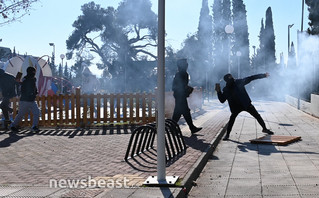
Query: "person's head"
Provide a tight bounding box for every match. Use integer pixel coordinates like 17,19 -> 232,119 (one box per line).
177,58 -> 188,71
26,67 -> 36,77
224,73 -> 234,84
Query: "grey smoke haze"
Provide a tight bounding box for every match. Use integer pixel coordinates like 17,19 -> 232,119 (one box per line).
296,32 -> 319,96
252,32 -> 319,101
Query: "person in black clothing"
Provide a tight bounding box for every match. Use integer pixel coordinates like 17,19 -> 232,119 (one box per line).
10,67 -> 40,132
215,73 -> 274,140
0,69 -> 19,129
172,58 -> 202,134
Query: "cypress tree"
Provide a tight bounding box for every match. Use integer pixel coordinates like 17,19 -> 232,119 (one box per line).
222,0 -> 232,74
264,7 -> 276,69
255,18 -> 266,72
305,0 -> 319,35
212,0 -> 232,81
212,0 -> 223,81
194,0 -> 213,88
232,0 -> 250,77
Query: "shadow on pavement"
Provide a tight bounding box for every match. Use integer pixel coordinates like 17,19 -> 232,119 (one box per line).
184,134 -> 211,152
229,139 -> 319,156
0,125 -> 134,138
0,132 -> 35,148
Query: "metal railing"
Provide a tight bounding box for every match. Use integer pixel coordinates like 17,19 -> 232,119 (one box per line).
124,119 -> 186,162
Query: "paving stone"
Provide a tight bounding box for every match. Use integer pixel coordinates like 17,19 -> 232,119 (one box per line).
188,101 -> 319,198
0,186 -> 25,196
7,186 -> 61,197
2,101 -> 319,197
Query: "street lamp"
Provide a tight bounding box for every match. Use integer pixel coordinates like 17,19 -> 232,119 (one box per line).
252,46 -> 256,56
49,43 -> 55,70
60,54 -> 65,94
236,51 -> 241,78
225,25 -> 234,73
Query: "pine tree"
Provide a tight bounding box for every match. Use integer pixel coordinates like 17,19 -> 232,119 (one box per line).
305,0 -> 319,35
232,0 -> 250,77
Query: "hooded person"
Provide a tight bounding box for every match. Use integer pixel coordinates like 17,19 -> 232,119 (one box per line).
10,67 -> 40,132
172,58 -> 202,134
215,73 -> 274,140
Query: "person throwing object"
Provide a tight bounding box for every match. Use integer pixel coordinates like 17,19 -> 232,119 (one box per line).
215,73 -> 274,140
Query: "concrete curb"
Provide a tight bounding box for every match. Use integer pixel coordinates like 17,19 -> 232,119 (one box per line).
174,124 -> 228,198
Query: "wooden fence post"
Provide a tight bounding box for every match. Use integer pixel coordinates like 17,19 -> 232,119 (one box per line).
76,88 -> 81,127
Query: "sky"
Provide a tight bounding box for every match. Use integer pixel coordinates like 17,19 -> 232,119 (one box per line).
0,0 -> 309,77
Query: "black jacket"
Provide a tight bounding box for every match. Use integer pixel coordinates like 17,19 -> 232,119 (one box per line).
0,71 -> 18,98
172,70 -> 189,98
217,74 -> 266,112
20,75 -> 38,102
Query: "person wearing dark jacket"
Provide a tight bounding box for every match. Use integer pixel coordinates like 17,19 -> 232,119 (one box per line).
0,69 -> 18,129
172,58 -> 202,134
10,67 -> 40,132
215,73 -> 274,140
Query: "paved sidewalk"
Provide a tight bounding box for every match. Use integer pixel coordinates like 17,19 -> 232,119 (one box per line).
0,100 -> 229,197
188,100 -> 319,198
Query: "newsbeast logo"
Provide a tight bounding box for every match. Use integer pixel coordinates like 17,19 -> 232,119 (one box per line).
49,176 -> 130,189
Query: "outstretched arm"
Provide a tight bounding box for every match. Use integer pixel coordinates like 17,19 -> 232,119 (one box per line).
243,73 -> 269,85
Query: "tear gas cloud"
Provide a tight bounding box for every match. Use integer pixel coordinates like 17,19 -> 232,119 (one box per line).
268,32 -> 319,101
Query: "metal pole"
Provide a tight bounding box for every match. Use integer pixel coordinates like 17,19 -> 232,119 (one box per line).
288,24 -> 294,61
157,0 -> 166,182
228,37 -> 231,73
238,56 -> 240,78
301,0 -> 305,32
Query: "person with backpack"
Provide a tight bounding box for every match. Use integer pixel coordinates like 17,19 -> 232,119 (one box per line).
10,67 -> 40,132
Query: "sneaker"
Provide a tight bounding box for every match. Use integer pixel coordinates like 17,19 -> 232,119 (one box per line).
11,126 -> 19,133
191,127 -> 202,134
262,129 -> 274,135
223,133 -> 230,141
31,126 -> 40,132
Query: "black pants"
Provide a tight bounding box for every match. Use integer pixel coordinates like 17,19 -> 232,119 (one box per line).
226,105 -> 267,134
0,97 -> 12,120
172,95 -> 195,129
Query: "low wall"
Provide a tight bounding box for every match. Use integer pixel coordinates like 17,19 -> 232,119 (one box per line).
285,94 -> 319,118
311,94 -> 319,117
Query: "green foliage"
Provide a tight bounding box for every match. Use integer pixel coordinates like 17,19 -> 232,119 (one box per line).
254,7 -> 276,74
178,0 -> 213,89
66,0 -> 158,83
306,0 -> 319,35
232,0 -> 250,77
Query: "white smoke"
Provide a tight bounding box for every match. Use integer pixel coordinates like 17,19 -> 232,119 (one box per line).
296,32 -> 319,98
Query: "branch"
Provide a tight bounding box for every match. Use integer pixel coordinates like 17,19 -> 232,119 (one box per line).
135,49 -> 157,59
132,43 -> 157,49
